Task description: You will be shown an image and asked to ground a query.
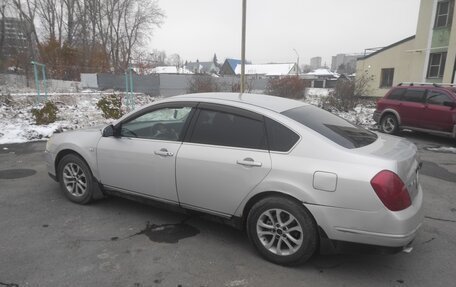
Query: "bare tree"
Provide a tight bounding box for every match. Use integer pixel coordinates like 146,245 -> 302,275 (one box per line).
12,0 -> 41,51
120,0 -> 164,70
62,0 -> 77,45
0,1 -> 7,65
35,0 -> 64,43
166,53 -> 181,68
7,0 -> 164,77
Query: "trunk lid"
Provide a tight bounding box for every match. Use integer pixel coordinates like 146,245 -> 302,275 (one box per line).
356,133 -> 420,200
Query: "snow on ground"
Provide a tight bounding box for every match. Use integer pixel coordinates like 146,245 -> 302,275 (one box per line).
302,95 -> 377,129
425,146 -> 456,154
0,92 -> 157,144
0,91 -> 376,145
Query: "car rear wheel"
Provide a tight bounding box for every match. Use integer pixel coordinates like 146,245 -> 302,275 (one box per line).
247,196 -> 318,266
380,114 -> 399,135
57,154 -> 95,204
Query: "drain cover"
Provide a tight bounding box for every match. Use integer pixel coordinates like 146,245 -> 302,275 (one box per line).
0,169 -> 37,179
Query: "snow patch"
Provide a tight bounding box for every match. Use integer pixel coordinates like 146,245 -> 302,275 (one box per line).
0,93 -> 157,144
425,146 -> 456,154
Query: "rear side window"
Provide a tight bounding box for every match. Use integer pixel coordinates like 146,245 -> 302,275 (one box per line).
426,91 -> 452,106
282,105 -> 377,149
190,109 -> 267,150
403,89 -> 426,103
265,118 -> 299,152
387,88 -> 405,100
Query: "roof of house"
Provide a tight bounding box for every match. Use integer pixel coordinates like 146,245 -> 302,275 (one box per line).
304,68 -> 338,77
358,35 -> 416,60
185,61 -> 219,73
234,63 -> 296,76
151,66 -> 193,74
225,59 -> 242,71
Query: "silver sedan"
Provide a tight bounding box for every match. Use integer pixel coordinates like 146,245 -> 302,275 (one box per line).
45,93 -> 423,265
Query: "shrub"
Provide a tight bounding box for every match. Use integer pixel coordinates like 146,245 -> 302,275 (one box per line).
265,76 -> 307,99
322,73 -> 373,112
230,78 -> 254,93
31,101 -> 59,125
187,75 -> 220,93
96,94 -> 123,119
323,77 -> 357,111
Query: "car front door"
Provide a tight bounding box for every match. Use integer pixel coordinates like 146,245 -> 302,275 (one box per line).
176,104 -> 272,216
97,103 -> 195,203
399,88 -> 426,128
422,90 -> 456,132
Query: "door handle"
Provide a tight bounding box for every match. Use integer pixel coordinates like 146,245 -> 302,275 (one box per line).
154,148 -> 174,157
236,158 -> 262,167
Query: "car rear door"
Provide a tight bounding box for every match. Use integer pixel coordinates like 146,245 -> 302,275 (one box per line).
96,103 -> 195,203
422,89 -> 456,132
399,88 -> 426,128
176,104 -> 272,216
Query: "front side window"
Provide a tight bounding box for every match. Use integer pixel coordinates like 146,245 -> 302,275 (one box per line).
190,109 -> 267,149
283,105 -> 377,149
403,89 -> 426,103
435,1 -> 451,28
426,90 -> 452,105
380,68 -> 394,88
120,106 -> 193,141
427,52 -> 447,78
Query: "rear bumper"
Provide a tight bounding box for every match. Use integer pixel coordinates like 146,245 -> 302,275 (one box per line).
306,184 -> 424,248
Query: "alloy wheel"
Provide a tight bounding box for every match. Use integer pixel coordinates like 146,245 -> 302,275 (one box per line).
256,208 -> 304,256
62,162 -> 88,197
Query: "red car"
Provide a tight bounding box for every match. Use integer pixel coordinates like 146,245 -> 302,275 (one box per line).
374,83 -> 456,139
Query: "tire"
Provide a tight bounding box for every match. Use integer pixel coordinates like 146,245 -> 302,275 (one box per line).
246,196 -> 318,266
380,114 -> 399,135
57,154 -> 95,204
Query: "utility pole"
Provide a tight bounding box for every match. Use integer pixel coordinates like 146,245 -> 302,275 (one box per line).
293,48 -> 300,76
240,0 -> 247,93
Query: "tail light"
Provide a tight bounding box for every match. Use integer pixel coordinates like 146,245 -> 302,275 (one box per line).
370,170 -> 411,211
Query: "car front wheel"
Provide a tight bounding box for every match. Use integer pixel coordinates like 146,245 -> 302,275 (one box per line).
247,196 -> 318,266
380,114 -> 399,134
57,154 -> 95,204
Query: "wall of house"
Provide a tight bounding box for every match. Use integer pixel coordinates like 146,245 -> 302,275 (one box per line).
443,0 -> 456,83
409,0 -> 435,82
412,0 -> 456,83
356,38 -> 416,97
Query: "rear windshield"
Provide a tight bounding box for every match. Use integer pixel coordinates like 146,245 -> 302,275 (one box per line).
282,105 -> 378,149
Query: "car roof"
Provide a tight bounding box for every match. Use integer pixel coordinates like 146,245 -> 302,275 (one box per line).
171,92 -> 307,113
395,84 -> 456,93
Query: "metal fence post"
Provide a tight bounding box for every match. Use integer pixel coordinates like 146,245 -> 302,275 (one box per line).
125,66 -> 135,111
31,61 -> 48,104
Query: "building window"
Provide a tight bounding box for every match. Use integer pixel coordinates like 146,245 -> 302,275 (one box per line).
435,1 -> 451,28
427,52 -> 447,78
380,68 -> 394,88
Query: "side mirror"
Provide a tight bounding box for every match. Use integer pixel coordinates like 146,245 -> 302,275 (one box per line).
102,125 -> 115,137
443,101 -> 456,109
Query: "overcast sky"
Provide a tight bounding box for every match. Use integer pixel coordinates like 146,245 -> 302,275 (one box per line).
152,0 -> 421,66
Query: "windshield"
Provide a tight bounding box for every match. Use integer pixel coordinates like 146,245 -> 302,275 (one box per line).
282,105 -> 378,149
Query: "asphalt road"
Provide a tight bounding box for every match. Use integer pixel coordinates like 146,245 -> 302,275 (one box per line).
0,132 -> 455,287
